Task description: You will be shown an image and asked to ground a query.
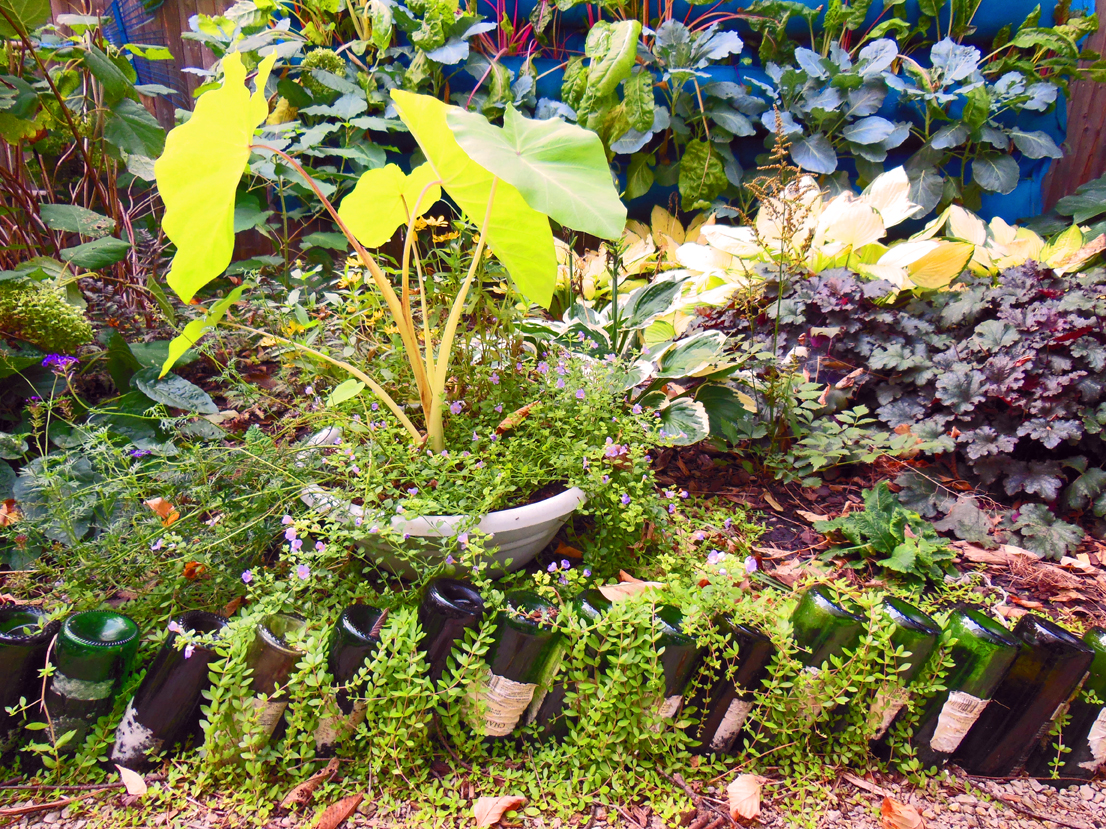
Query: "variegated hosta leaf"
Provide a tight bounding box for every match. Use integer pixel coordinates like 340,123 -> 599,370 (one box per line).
657,397 -> 710,446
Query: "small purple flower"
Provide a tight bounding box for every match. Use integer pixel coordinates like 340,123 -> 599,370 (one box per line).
558,575 -> 568,586
304,386 -> 314,395
352,414 -> 361,421
403,533 -> 410,540
441,450 -> 449,457
680,490 -> 689,499
408,487 -> 419,496
284,527 -> 298,542
664,490 -> 674,499
282,515 -> 294,525
582,457 -> 589,470
547,563 -> 557,573
296,563 -> 310,580
354,517 -> 363,527
472,431 -> 480,442
556,378 -> 566,389
602,474 -> 610,483
516,362 -> 523,372
560,559 -> 570,569
446,555 -> 455,565
242,570 -> 254,584
315,541 -> 326,552
693,531 -> 706,541
462,450 -> 471,457
555,363 -> 567,376
371,402 -> 379,411
575,389 -> 586,400
168,621 -> 183,634
290,538 -> 303,552
151,538 -> 164,551
129,448 -> 151,458
621,494 -> 631,506
745,556 -> 758,573
457,532 -> 469,548
537,361 -> 548,375
450,401 -> 463,415
475,461 -> 485,468
707,551 -> 724,565
724,517 -> 733,530
632,404 -> 643,415
583,569 -> 591,577
369,525 -> 380,533
350,465 -> 361,475
494,404 -> 503,413
668,504 -> 677,514
184,644 -> 195,659
490,372 -> 500,385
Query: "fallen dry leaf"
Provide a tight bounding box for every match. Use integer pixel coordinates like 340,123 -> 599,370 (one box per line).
763,493 -> 784,511
554,541 -> 583,560
841,772 -> 893,798
222,595 -> 247,618
280,758 -> 340,811
796,509 -> 829,523
473,795 -> 527,827
115,765 -> 147,797
598,582 -> 663,602
314,793 -> 363,829
0,499 -> 20,527
880,797 -> 924,829
144,497 -> 180,527
495,402 -> 537,435
182,561 -> 207,580
727,774 -> 764,821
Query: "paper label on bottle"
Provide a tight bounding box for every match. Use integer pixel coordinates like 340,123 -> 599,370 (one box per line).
111,697 -> 162,766
474,672 -> 536,737
710,698 -> 755,751
930,691 -> 989,754
315,700 -> 368,750
870,686 -> 911,740
250,697 -> 288,738
1077,706 -> 1106,772
52,672 -> 114,701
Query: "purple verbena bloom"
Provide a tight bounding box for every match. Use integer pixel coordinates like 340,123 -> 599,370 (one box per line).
296,563 -> 310,580
745,556 -> 758,573
575,389 -> 586,399
490,372 -> 500,385
494,404 -> 503,413
168,621 -> 183,634
241,570 -> 254,584
632,404 -> 643,415
537,361 -> 548,374
621,493 -> 631,506
41,354 -> 78,375
282,515 -> 294,525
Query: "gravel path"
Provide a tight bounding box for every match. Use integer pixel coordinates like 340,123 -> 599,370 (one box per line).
2,770 -> 1102,828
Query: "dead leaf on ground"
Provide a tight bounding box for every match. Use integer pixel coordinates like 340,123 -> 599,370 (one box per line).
796,509 -> 830,523
727,774 -> 765,821
144,497 -> 180,527
0,499 -> 20,527
554,541 -> 583,560
598,582 -> 662,603
841,772 -> 892,798
473,795 -> 527,827
314,793 -> 363,829
880,797 -> 925,829
280,757 -> 340,811
764,493 -> 784,511
496,403 -> 537,435
115,765 -> 147,797
222,595 -> 247,618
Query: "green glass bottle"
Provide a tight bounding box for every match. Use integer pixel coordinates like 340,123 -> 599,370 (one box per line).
418,578 -> 485,684
0,607 -> 60,754
111,610 -> 227,769
242,613 -> 306,747
910,606 -> 1019,768
869,597 -> 941,743
315,604 -> 383,755
44,611 -> 140,752
689,619 -> 775,754
473,591 -> 561,738
791,586 -> 866,671
1025,627 -> 1106,784
528,589 -> 613,739
955,615 -> 1094,776
651,604 -> 703,725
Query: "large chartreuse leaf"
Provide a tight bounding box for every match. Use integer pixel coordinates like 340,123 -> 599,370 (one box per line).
446,104 -> 626,240
156,52 -> 275,303
338,163 -> 441,249
0,0 -> 50,37
390,90 -> 558,307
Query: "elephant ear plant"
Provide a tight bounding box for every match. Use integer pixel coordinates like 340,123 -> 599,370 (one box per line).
154,51 -> 627,451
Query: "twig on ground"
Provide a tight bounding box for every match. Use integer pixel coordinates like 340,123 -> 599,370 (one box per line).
993,795 -> 1094,829
0,792 -> 97,817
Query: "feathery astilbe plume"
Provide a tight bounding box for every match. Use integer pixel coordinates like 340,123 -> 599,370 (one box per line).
738,107 -> 822,270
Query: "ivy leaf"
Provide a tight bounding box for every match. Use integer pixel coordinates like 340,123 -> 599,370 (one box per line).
932,496 -> 993,544
1003,460 -> 1064,501
935,368 -> 986,414
1012,503 -> 1084,560
1064,467 -> 1106,516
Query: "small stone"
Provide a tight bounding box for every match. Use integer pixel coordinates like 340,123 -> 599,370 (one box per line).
42,812 -> 60,824
1078,785 -> 1095,801
947,802 -> 960,812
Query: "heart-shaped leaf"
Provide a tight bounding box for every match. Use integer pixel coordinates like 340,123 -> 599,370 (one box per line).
339,163 -> 441,249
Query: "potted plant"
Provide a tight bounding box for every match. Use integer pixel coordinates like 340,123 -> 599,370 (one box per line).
153,52 -> 660,577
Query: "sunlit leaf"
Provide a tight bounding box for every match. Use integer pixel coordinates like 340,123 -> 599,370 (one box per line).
906,241 -> 974,289
161,285 -> 247,376
338,163 -> 440,249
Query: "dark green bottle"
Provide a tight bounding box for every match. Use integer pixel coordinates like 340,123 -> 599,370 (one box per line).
315,604 -> 384,755
528,589 -> 613,739
955,615 -> 1094,776
910,606 -> 1019,768
869,597 -> 941,743
418,579 -> 485,684
651,604 -> 703,725
1026,627 -> 1106,784
111,610 -> 227,769
44,611 -> 140,752
473,591 -> 561,738
790,586 -> 866,671
689,619 -> 774,754
242,613 -> 306,747
0,606 -> 60,753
